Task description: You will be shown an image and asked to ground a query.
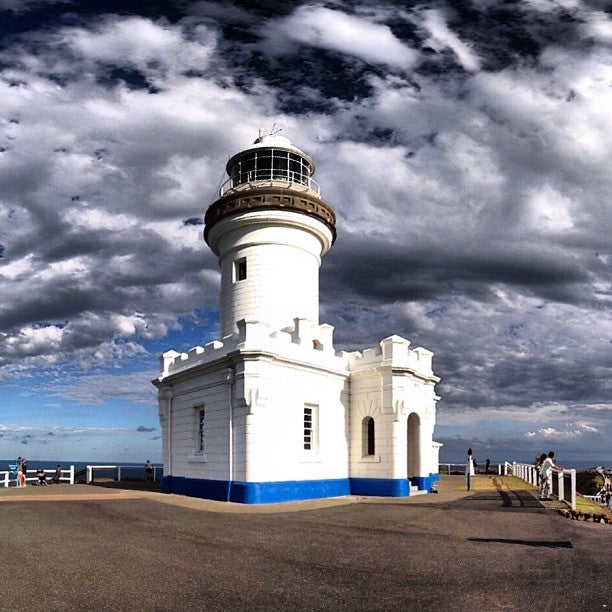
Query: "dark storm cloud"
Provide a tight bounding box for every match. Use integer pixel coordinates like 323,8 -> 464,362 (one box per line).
323,237 -> 590,306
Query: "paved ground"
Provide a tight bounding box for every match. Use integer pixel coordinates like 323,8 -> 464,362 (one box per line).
0,475 -> 609,611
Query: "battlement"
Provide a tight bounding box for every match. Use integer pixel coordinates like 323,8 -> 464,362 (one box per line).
347,335 -> 437,380
158,317 -> 346,379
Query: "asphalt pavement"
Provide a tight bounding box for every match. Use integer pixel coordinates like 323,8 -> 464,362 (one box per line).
0,475 -> 609,611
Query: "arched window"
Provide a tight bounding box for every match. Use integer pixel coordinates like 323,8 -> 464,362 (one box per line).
362,417 -> 375,456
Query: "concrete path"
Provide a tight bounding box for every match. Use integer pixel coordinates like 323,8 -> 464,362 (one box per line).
0,475 -> 608,611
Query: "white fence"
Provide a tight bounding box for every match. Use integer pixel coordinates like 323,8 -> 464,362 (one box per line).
438,461 -> 577,511
85,464 -> 163,484
439,463 -> 503,475
0,465 -> 75,487
583,493 -> 611,508
506,461 -> 576,511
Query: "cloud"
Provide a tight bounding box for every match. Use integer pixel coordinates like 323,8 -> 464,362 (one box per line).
419,9 -> 481,71
136,425 -> 156,432
259,5 -> 418,72
38,372 -> 157,405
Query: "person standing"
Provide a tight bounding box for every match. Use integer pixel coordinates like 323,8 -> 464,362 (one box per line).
485,458 -> 491,475
539,451 -> 560,501
145,460 -> 153,482
535,453 -> 547,496
16,457 -> 23,487
466,448 -> 475,491
20,457 -> 28,487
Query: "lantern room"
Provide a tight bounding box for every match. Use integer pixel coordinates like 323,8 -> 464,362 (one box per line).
222,133 -> 319,194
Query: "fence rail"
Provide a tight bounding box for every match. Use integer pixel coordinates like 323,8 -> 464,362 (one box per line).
438,463 -> 503,475
85,464 -> 163,484
0,466 -> 75,487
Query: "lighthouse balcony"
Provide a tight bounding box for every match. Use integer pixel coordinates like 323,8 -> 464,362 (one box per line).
219,175 -> 321,198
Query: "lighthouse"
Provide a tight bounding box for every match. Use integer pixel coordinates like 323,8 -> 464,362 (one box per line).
154,132 -> 441,504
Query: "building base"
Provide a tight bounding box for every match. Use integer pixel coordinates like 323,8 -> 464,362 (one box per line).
161,475 -> 439,504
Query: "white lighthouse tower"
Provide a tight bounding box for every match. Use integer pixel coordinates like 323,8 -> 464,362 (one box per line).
154,132 -> 441,504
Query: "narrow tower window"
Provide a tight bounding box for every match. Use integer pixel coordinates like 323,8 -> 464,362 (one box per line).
197,407 -> 205,453
363,416 -> 375,456
234,258 -> 247,282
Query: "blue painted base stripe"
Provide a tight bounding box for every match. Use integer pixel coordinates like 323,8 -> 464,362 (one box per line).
161,475 -> 439,504
350,477 -> 409,497
410,475 -> 432,491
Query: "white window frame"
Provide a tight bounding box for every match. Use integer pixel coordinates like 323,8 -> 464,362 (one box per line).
234,258 -> 247,282
188,405 -> 207,463
302,404 -> 319,455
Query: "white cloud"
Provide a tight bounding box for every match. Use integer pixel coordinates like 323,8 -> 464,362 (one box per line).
420,9 -> 481,71
260,5 -> 417,71
67,16 -> 215,80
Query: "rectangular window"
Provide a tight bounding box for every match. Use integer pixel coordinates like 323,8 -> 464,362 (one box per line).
197,407 -> 205,453
303,404 -> 318,452
234,258 -> 247,282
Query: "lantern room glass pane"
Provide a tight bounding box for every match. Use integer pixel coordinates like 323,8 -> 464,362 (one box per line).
229,149 -> 312,188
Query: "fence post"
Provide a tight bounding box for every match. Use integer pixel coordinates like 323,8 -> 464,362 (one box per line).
87,465 -> 92,484
69,465 -> 75,485
570,470 -> 576,511
557,471 -> 564,502
117,467 -> 122,482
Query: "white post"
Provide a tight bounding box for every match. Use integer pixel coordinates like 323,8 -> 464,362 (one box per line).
117,467 -> 122,482
69,465 -> 75,485
87,465 -> 92,484
557,471 -> 564,502
570,470 -> 576,511
2,472 -> 8,487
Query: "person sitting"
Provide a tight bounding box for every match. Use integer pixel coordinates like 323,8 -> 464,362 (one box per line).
36,468 -> 47,486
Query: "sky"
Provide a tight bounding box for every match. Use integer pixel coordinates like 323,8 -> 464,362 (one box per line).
0,0 -> 610,466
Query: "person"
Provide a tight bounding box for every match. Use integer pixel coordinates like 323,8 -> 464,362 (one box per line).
52,465 -> 62,484
19,457 -> 28,487
535,453 -> 547,496
465,448 -> 475,491
485,458 -> 491,475
36,468 -> 47,485
145,460 -> 153,482
539,451 -> 560,501
16,456 -> 24,487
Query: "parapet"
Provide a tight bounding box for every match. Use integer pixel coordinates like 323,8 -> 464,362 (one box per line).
347,334 -> 438,381
157,317 -> 346,380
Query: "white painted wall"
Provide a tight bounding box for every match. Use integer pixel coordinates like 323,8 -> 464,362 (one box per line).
207,211 -> 334,337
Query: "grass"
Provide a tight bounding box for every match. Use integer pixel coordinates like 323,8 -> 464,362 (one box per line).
574,495 -> 608,515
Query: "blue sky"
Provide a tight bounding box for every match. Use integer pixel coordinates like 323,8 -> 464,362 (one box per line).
0,0 -> 610,466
